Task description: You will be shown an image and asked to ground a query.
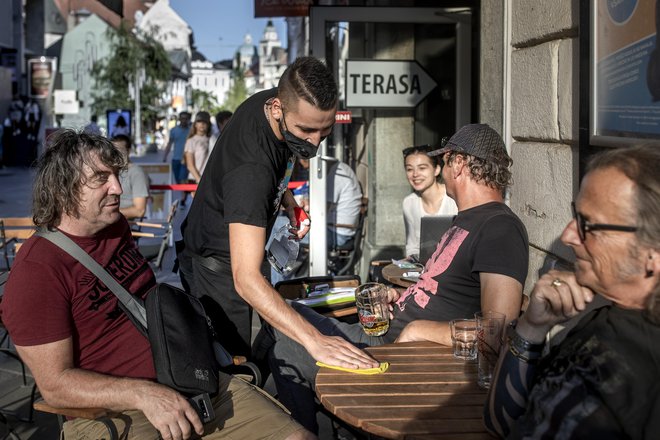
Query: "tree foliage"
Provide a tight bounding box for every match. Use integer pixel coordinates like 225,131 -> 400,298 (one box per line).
223,69 -> 249,113
191,89 -> 219,115
91,22 -> 170,126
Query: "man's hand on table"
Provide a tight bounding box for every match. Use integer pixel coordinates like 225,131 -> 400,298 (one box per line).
135,381 -> 203,440
307,335 -> 379,370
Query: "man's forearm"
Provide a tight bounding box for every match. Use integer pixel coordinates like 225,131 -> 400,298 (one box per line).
39,366 -> 156,412
235,273 -> 321,346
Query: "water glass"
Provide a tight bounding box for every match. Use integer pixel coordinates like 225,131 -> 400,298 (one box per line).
355,283 -> 390,336
475,311 -> 505,389
450,319 -> 477,360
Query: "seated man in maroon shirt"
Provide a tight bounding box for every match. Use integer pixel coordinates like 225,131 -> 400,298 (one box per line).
0,129 -> 312,440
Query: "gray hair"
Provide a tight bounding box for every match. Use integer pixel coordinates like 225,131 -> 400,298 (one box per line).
586,144 -> 660,323
33,129 -> 126,228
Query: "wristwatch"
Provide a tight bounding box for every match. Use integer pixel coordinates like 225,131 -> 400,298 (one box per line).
506,319 -> 544,363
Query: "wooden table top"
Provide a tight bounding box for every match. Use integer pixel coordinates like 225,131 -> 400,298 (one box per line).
315,341 -> 491,440
381,264 -> 418,288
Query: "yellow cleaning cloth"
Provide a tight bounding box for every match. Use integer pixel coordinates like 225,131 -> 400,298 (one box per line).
316,361 -> 389,374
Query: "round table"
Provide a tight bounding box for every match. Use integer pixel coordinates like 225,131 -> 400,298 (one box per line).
316,341 -> 490,439
381,263 -> 419,288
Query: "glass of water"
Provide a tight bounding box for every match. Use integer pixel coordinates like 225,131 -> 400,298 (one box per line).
450,319 -> 477,360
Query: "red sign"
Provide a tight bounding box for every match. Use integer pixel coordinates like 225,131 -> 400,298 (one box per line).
255,0 -> 313,17
335,111 -> 352,124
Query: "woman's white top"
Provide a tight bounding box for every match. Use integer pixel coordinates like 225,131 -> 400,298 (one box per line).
402,191 -> 458,257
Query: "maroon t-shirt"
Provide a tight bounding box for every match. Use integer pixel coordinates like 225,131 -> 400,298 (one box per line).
0,218 -> 156,380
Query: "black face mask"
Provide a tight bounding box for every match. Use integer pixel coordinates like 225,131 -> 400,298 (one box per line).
279,112 -> 323,159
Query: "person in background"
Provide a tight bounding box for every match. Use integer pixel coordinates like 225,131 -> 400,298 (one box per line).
485,144 -> 660,438
260,123 -> 528,433
84,115 -> 102,135
111,134 -> 150,220
209,110 -> 233,156
184,111 -> 212,185
402,144 -> 458,260
269,157 -> 363,284
162,111 -> 191,205
0,129 -> 312,440
110,115 -> 130,138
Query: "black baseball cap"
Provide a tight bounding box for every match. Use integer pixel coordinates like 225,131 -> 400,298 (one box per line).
428,124 -> 510,164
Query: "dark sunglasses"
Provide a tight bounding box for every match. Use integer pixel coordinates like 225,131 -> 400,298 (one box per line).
571,202 -> 637,242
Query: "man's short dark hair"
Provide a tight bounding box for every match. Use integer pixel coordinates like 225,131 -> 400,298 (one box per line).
215,110 -> 232,128
33,129 -> 126,229
111,134 -> 132,152
277,57 -> 338,112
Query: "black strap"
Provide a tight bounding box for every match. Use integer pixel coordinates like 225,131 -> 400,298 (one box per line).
36,228 -> 148,331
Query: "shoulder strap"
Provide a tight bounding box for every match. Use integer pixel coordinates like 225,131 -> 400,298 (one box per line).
35,228 -> 148,331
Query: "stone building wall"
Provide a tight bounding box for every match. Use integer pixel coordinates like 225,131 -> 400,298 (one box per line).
507,0 -> 580,293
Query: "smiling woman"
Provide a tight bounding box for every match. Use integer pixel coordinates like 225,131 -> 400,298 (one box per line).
401,145 -> 457,259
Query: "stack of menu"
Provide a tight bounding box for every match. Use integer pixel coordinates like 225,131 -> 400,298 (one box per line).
296,287 -> 356,308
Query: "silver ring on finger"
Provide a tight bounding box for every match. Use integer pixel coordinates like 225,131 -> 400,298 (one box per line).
551,278 -> 563,288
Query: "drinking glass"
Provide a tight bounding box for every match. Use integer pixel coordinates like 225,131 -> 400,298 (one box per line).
475,311 -> 505,389
450,319 -> 477,360
355,283 -> 390,336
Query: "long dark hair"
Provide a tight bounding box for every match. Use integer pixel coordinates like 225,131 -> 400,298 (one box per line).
32,129 -> 126,228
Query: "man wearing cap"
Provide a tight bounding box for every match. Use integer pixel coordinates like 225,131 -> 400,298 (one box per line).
178,58 -> 377,370
260,123 -> 529,433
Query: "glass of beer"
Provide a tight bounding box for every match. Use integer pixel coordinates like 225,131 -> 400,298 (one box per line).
355,283 -> 390,336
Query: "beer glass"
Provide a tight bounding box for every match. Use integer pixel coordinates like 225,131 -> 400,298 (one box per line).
355,283 -> 390,336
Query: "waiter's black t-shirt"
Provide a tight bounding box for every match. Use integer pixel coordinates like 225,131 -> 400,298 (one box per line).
181,88 -> 293,264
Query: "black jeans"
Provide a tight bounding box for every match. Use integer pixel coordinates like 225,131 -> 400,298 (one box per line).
177,247 -> 253,358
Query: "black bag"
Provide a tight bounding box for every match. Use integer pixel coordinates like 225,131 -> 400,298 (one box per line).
36,229 -> 220,397
145,284 -> 219,396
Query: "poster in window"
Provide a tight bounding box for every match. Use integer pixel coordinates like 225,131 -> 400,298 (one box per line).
592,0 -> 660,145
28,57 -> 56,99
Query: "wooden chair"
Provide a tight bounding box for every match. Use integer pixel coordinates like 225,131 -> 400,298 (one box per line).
130,200 -> 179,269
33,400 -> 119,440
0,271 -> 38,425
327,197 -> 368,276
0,218 -> 36,270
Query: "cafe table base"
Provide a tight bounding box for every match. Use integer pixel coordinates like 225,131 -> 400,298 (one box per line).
315,341 -> 491,440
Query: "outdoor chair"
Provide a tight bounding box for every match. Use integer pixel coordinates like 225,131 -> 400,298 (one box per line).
0,218 -> 36,270
327,197 -> 368,276
130,200 -> 179,269
0,271 -> 39,427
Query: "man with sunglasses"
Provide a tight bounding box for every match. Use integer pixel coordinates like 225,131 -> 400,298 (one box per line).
177,57 -> 377,370
485,144 -> 660,438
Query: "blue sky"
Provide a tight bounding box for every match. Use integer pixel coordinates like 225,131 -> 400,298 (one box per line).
169,0 -> 287,62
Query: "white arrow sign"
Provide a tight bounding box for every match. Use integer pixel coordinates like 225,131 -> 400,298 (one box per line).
345,60 -> 438,108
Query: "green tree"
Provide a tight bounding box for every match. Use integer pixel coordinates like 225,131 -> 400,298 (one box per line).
223,69 -> 249,113
91,23 -> 170,129
191,89 -> 219,115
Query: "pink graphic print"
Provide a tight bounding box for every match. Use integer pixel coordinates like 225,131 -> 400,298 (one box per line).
396,226 -> 469,311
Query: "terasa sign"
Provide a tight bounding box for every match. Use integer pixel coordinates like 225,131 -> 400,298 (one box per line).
345,60 -> 437,108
